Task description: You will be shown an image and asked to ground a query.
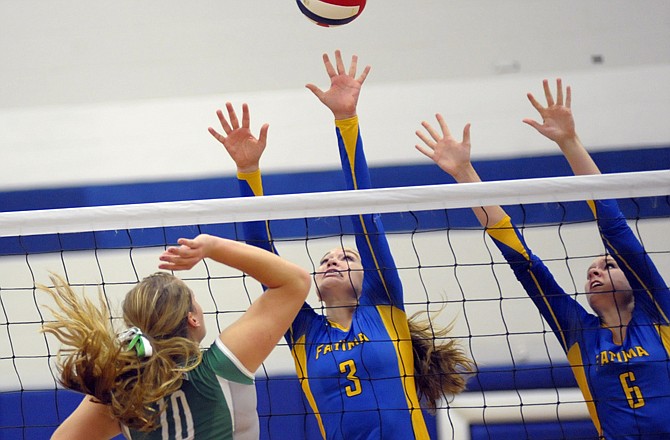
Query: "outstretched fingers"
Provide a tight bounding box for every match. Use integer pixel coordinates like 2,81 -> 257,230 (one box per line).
258,123 -> 269,146
226,102 -> 240,130
414,125 -> 436,160
553,78 -> 571,108
241,103 -> 251,129
436,113 -> 454,139
565,84 -> 572,109
334,49 -> 346,75
428,118 -> 444,141
414,115 -> 444,159
323,52 -> 337,78
208,102 -> 249,143
529,78 -> 569,113
345,52 -> 370,84
542,79 -> 555,107
415,126 -> 434,149
555,78 -> 564,106
158,247 -> 184,270
461,122 -> 471,145
357,64 -> 371,85
208,124 -> 224,143
415,115 -> 473,174
521,117 -> 542,131
158,239 -> 200,271
526,92 -> 545,115
348,53 -> 358,77
215,107 -> 233,134
414,143 -> 434,160
305,83 -> 324,100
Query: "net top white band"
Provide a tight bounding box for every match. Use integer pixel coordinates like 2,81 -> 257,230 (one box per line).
1,170 -> 668,238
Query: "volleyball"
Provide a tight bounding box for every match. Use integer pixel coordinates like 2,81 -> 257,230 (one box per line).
296,0 -> 366,27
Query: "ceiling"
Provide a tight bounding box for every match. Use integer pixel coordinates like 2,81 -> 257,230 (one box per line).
1,0 -> 669,110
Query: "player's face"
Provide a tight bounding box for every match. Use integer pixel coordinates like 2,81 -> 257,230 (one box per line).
315,247 -> 363,301
585,255 -> 633,310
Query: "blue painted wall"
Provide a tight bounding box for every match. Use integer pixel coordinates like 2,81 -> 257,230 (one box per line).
0,364 -> 601,439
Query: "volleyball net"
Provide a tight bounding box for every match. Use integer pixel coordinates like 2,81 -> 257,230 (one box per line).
1,170 -> 669,440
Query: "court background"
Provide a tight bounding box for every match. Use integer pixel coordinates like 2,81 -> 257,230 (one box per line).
1,1 -> 669,438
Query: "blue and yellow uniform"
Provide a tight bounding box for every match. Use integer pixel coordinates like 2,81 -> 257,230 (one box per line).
237,116 -> 430,439
488,199 -> 670,439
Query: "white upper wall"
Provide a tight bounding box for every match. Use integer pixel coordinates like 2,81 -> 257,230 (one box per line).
1,0 -> 668,108
1,65 -> 668,191
0,0 -> 669,190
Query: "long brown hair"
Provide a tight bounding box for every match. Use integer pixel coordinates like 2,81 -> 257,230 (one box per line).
40,272 -> 203,432
408,310 -> 474,411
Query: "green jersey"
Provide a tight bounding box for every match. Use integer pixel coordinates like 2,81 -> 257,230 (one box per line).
122,338 -> 258,440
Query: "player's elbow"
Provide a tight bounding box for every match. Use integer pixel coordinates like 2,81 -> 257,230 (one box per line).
294,269 -> 312,300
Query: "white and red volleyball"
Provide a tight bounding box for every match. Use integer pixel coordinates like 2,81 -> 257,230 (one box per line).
296,0 -> 366,27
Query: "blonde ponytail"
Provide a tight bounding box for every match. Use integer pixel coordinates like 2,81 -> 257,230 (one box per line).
40,272 -> 203,432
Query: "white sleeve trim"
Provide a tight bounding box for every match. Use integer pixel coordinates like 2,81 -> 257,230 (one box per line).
214,337 -> 255,381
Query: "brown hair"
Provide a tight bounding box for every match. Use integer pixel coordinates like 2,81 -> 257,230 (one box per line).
40,272 -> 203,432
408,310 -> 474,411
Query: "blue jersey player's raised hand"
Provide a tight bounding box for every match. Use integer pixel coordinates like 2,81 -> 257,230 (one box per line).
416,79 -> 670,440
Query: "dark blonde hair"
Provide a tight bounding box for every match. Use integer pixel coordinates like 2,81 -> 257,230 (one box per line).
408,310 -> 474,411
40,272 -> 203,432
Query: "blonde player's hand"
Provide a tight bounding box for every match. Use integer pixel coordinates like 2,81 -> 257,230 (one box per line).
158,235 -> 212,271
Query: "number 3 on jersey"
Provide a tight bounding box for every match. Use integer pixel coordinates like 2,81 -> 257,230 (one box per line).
339,359 -> 362,397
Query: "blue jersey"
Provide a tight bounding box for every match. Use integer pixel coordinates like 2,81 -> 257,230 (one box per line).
488,199 -> 670,439
237,116 -> 429,440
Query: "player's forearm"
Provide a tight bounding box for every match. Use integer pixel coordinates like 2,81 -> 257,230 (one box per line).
557,135 -> 601,176
205,236 -> 307,290
450,164 -> 506,228
335,116 -> 372,191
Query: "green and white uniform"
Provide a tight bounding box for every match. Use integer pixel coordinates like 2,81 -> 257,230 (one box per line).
122,338 -> 258,440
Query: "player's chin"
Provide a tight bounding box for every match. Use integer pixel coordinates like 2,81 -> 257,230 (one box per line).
316,275 -> 351,293
315,275 -> 336,287
590,287 -> 616,295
